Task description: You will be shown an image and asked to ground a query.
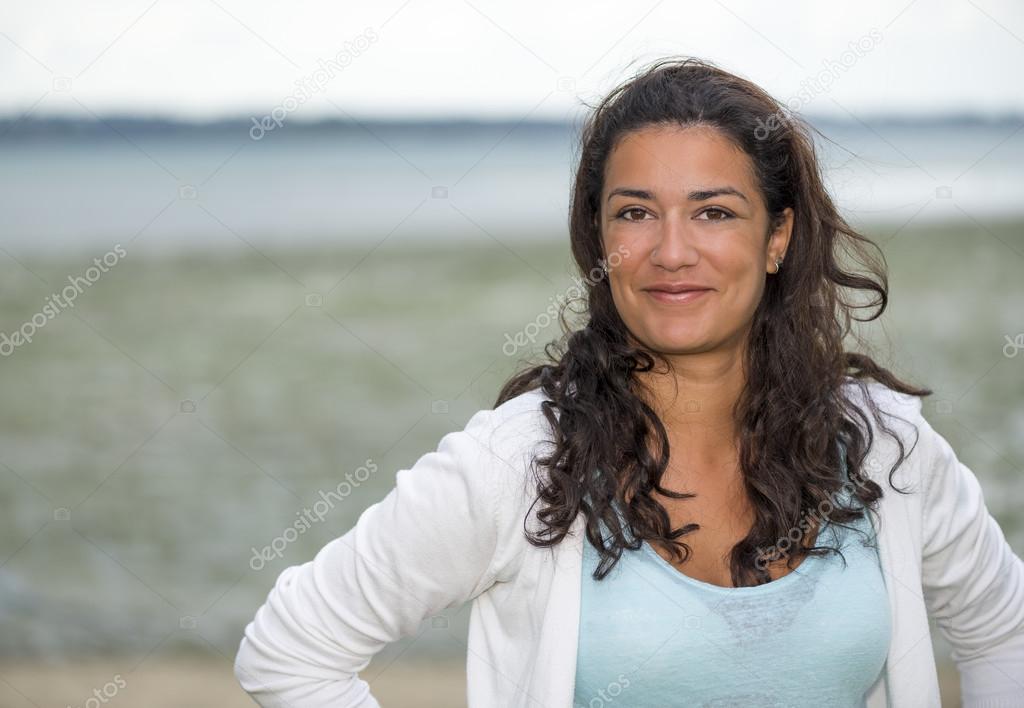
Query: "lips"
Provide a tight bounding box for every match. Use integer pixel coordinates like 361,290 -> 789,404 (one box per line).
644,288 -> 711,304
642,282 -> 713,294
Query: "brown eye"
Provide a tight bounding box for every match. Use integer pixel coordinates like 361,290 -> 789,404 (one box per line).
696,207 -> 733,221
617,208 -> 648,222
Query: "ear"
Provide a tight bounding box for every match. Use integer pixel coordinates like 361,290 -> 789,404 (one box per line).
766,207 -> 794,272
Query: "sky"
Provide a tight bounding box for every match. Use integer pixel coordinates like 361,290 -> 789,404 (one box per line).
1,0 -> 1023,122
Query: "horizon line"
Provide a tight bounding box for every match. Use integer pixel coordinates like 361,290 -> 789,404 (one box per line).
2,109 -> 1022,132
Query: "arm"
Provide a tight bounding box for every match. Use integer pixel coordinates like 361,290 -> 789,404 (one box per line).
915,399 -> 1024,707
233,406 -> 518,707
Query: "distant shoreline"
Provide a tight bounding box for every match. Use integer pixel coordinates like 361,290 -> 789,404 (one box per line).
3,112 -> 1023,141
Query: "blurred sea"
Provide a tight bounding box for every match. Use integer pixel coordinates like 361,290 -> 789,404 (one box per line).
1,115 -> 1023,255
0,116 -> 1022,673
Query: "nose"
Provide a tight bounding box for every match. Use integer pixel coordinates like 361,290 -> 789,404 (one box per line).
650,210 -> 700,270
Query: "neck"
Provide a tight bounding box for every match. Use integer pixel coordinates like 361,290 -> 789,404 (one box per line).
632,346 -> 746,465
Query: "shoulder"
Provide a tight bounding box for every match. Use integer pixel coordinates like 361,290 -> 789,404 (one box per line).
840,376 -> 924,419
839,377 -> 932,491
839,378 -> 979,510
442,386 -> 555,489
393,387 -> 554,507
840,376 -> 927,450
465,386 -> 556,457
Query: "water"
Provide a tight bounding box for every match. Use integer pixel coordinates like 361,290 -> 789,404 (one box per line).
1,117 -> 1022,257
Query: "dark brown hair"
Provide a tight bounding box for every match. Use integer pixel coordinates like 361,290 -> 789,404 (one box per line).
494,56 -> 932,587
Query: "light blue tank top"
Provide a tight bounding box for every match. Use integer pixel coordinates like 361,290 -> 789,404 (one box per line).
573,446 -> 890,707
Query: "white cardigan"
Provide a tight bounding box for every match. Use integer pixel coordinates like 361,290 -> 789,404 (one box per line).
234,381 -> 1024,707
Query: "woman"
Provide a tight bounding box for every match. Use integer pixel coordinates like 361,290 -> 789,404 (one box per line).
234,57 -> 1024,707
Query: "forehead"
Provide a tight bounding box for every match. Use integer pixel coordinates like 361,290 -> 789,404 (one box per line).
603,125 -> 757,196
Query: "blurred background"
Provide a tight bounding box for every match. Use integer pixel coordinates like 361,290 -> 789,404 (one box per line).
1,1 -> 1022,706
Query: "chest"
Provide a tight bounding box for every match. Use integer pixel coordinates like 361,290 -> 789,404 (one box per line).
573,500 -> 891,708
643,467 -> 820,588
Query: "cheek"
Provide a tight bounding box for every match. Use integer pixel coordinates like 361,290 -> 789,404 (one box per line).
603,225 -> 645,257
723,262 -> 768,313
707,243 -> 766,301
604,235 -> 646,280
607,265 -> 646,322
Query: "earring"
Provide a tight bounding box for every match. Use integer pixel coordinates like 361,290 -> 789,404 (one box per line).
774,257 -> 783,274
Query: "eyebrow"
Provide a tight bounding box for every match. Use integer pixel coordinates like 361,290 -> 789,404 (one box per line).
606,186 -> 749,204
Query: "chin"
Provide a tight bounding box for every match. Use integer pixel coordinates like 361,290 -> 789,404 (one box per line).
645,332 -> 708,352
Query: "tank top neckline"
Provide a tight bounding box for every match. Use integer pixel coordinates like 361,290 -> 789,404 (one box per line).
638,529 -> 830,594
592,437 -> 856,593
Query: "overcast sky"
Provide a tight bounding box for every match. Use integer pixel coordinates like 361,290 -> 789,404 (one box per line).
2,0 -> 1023,122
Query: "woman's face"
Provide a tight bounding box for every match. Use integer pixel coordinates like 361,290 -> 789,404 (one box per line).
600,124 -> 793,357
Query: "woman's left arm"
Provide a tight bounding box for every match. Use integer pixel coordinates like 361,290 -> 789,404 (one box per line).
916,402 -> 1024,707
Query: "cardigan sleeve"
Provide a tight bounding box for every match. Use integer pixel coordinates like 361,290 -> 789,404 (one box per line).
233,406 -> 517,707
914,397 -> 1024,707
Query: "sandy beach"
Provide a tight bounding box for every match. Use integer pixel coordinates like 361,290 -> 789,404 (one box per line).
0,655 -> 467,708
0,655 -> 961,707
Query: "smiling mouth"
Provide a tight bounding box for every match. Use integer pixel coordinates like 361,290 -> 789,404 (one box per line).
644,288 -> 712,304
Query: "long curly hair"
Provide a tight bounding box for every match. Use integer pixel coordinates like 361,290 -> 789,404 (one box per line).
493,56 -> 933,587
